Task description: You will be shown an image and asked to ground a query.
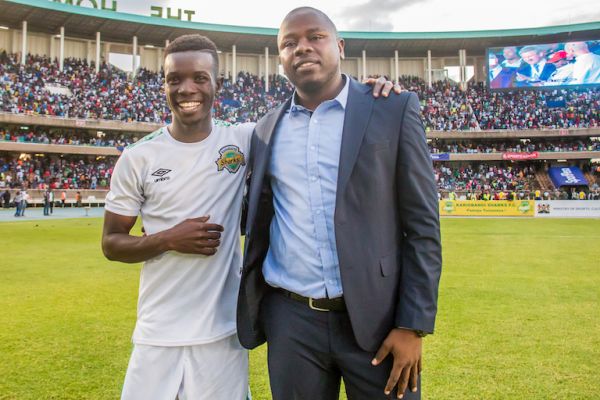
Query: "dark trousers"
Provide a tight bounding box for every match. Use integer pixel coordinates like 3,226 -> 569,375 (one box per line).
262,290 -> 421,400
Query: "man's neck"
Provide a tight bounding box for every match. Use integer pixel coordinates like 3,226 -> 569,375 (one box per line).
169,117 -> 213,143
295,74 -> 345,111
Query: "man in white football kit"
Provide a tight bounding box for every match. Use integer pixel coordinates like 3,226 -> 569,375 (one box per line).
102,35 -> 253,400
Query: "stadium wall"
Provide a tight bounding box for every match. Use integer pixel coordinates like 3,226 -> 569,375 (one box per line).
0,142 -> 120,156
0,113 -> 161,134
3,114 -> 599,139
2,141 -> 597,160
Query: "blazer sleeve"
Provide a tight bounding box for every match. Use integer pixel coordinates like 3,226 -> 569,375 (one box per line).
394,92 -> 442,334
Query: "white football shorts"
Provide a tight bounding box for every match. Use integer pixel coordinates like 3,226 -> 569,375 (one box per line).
121,334 -> 249,400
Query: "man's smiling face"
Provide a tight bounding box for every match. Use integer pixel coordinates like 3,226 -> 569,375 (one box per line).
277,9 -> 345,94
164,51 -> 220,126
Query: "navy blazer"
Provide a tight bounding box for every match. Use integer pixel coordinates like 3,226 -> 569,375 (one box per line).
517,62 -> 556,83
237,78 -> 442,352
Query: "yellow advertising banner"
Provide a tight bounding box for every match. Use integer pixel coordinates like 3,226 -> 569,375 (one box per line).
439,200 -> 534,217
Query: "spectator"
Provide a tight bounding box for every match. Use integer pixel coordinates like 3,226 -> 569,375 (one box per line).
1,52 -> 598,132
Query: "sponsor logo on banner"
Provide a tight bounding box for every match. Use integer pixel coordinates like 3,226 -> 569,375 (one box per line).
502,152 -> 539,161
443,200 -> 455,214
535,200 -> 600,218
439,200 -> 534,217
548,166 -> 588,187
560,168 -> 582,184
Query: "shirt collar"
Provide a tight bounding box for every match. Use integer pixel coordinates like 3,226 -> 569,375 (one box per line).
289,74 -> 350,117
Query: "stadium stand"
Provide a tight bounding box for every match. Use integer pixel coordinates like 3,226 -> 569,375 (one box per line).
0,1 -> 599,206
2,53 -> 598,130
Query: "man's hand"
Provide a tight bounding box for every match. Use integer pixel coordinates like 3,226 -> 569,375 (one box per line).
102,211 -> 223,263
162,216 -> 223,256
516,72 -> 530,82
363,76 -> 403,98
371,328 -> 422,398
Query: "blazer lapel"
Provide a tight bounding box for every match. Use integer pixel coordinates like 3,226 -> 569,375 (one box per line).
336,79 -> 374,197
246,98 -> 291,235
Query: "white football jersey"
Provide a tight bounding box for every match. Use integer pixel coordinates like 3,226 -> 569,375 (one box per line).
105,121 -> 254,346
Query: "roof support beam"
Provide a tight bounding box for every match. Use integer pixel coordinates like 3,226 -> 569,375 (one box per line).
232,44 -> 237,79
427,50 -> 432,88
362,49 -> 367,81
459,48 -> 467,90
132,35 -> 138,77
59,26 -> 65,71
264,46 -> 269,92
95,31 -> 101,73
394,50 -> 399,83
21,20 -> 27,64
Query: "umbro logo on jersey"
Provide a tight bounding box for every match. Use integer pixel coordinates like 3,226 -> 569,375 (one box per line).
152,168 -> 171,177
151,168 -> 172,182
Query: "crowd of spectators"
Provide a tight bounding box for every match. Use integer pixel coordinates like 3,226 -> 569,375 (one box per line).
1,151 -> 598,200
397,76 -> 600,131
3,51 -> 600,200
214,72 -> 294,123
441,187 -> 600,201
435,163 -> 538,192
0,52 -> 294,124
0,153 -> 114,190
429,138 -> 600,153
2,52 -> 599,131
1,52 -> 169,122
435,162 -> 600,199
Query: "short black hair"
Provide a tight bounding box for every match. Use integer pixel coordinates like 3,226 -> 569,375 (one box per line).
164,34 -> 219,74
283,7 -> 339,38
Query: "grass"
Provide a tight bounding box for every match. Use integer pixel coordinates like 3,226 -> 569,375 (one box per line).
0,217 -> 599,399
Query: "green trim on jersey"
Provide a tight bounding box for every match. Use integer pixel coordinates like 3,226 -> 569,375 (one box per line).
213,119 -> 235,127
126,127 -> 165,149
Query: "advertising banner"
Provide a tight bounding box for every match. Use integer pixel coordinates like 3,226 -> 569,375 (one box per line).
548,166 -> 588,187
535,200 -> 600,218
431,153 -> 450,161
439,200 -> 534,217
502,151 -> 539,160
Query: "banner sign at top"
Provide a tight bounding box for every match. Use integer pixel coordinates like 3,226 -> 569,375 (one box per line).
51,0 -> 197,22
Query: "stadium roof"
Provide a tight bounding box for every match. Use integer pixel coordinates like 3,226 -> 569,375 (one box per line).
1,0 -> 599,57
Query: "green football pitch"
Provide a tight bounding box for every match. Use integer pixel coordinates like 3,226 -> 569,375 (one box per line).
1,217 -> 599,399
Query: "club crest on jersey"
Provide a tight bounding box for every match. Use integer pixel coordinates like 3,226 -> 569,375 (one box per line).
215,145 -> 246,174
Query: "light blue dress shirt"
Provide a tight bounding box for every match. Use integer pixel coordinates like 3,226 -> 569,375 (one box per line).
262,75 -> 350,299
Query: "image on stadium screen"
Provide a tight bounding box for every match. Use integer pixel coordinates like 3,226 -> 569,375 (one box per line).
487,40 -> 600,89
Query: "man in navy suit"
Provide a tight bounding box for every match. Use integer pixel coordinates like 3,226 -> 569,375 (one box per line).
516,45 -> 556,86
237,7 -> 442,400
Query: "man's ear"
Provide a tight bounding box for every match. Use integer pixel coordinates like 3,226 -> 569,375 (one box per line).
216,75 -> 224,92
338,38 -> 345,60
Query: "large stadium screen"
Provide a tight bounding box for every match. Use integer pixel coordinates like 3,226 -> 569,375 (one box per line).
487,40 -> 600,90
